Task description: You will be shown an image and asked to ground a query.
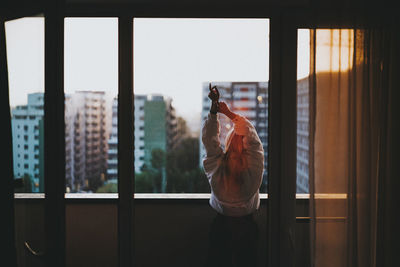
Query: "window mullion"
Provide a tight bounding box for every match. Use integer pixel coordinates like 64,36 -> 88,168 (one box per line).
268,14 -> 298,267
44,1 -> 66,266
117,16 -> 134,267
0,17 -> 18,267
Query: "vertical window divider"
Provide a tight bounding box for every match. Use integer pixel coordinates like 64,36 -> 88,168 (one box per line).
44,0 -> 66,266
268,14 -> 282,267
268,13 -> 298,267
1,17 -> 18,267
117,16 -> 134,267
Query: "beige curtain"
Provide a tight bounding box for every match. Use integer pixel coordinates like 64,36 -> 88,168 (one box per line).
309,25 -> 395,267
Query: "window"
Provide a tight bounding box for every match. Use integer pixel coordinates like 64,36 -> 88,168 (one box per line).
6,17 -> 45,193
296,29 -> 311,194
64,18 -> 118,194
296,29 -> 354,195
133,18 -> 270,194
9,17 -> 270,198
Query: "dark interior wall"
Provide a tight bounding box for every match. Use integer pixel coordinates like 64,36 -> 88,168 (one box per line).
134,201 -> 268,267
14,200 -> 317,267
14,200 -> 45,267
2,0 -> 397,20
66,203 -> 118,267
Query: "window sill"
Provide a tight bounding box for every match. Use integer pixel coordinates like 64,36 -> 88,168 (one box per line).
13,193 -> 346,200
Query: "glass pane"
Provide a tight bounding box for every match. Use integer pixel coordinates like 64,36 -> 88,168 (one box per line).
296,28 -> 354,267
296,29 -> 310,194
133,18 -> 269,194
64,18 -> 118,194
296,29 -> 354,195
7,18 -> 45,194
6,17 -> 46,267
64,17 -> 119,267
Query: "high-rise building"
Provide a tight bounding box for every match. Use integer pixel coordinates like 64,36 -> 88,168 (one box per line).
133,94 -> 177,174
200,82 -> 269,188
134,95 -> 146,173
11,93 -> 45,193
108,94 -> 177,179
107,97 -> 118,182
296,77 -> 310,193
143,95 -> 177,169
65,91 -> 111,192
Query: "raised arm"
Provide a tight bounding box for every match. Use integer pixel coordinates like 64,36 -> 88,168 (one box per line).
202,83 -> 223,157
202,84 -> 224,176
201,113 -> 223,158
218,101 -> 237,120
219,101 -> 264,173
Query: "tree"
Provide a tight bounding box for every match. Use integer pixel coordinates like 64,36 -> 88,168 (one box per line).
14,174 -> 33,193
151,148 -> 166,171
177,116 -> 190,138
135,171 -> 155,193
88,173 -> 106,193
150,148 -> 166,192
96,182 -> 118,193
166,136 -> 210,193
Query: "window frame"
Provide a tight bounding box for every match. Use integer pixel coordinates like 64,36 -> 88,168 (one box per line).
11,16 -> 274,199
5,5 -> 391,267
10,8 -> 297,267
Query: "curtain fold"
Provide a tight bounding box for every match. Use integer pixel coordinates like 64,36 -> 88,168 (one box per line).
309,21 -> 396,267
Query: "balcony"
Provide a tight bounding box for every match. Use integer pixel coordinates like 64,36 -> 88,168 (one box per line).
13,193 -> 346,267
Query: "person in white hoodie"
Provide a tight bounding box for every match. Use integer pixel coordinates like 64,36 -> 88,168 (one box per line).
203,84 -> 264,267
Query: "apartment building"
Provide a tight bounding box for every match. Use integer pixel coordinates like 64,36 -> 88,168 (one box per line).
296,77 -> 309,193
65,91 -> 111,192
108,94 -> 177,177
11,93 -> 45,193
106,97 -> 118,182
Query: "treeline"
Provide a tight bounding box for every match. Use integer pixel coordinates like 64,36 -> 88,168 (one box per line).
135,136 -> 210,193
97,116 -> 210,194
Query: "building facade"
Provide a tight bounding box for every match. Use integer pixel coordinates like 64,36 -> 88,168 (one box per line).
106,97 -> 118,182
108,94 -> 177,178
11,93 -> 45,193
65,91 -> 111,192
296,77 -> 309,193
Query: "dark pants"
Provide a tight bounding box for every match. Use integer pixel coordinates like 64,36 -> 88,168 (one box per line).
206,213 -> 259,267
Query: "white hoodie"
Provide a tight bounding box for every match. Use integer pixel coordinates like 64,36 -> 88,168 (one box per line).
202,113 -> 264,217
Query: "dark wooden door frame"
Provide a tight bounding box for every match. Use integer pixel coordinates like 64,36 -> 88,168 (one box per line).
118,16 -> 135,267
268,13 -> 298,267
0,17 -> 18,267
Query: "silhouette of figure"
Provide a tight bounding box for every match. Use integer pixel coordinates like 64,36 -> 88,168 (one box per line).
202,84 -> 264,267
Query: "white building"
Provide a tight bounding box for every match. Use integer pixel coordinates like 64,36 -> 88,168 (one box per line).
106,97 -> 118,182
11,93 -> 44,193
65,91 -> 111,192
